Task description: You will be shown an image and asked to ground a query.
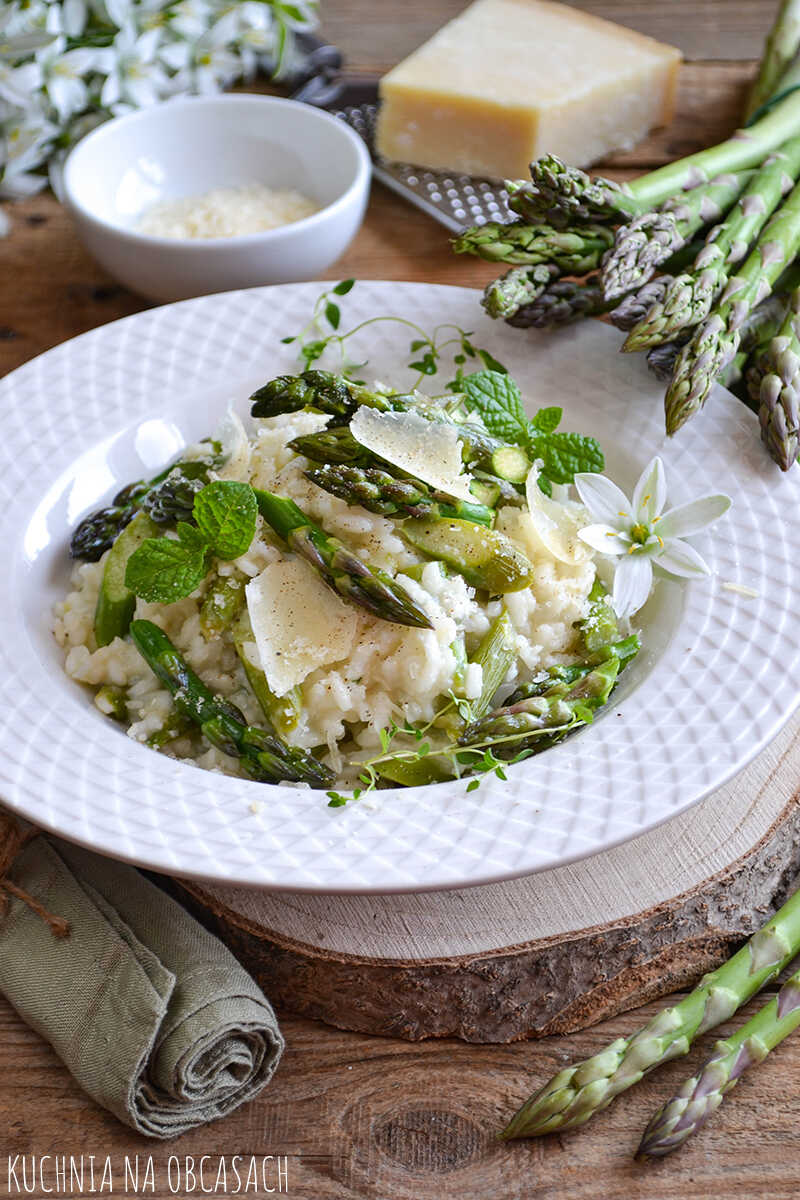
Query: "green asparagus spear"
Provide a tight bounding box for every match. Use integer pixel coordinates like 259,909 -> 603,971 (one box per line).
401,516 -> 533,594
94,511 -> 159,647
744,0 -> 800,121
376,756 -> 455,786
70,451 -> 220,562
459,658 -> 619,759
290,426 -> 373,465
306,464 -> 494,526
253,489 -> 433,629
758,284 -> 800,468
720,346 -> 750,391
199,570 -> 247,639
141,460 -> 215,524
468,611 -> 517,720
678,289 -> 790,392
94,685 -> 128,722
129,619 -> 332,786
504,273 -> 610,329
610,274 -> 679,332
68,441 -> 224,566
251,371 -> 436,423
231,611 -> 303,739
504,635 -> 640,706
623,137 -> 800,351
500,886 -> 800,1139
520,89 -> 800,224
504,178 -> 573,227
646,338 -> 689,382
146,709 -> 193,749
496,243 -> 705,331
575,578 -> 619,654
251,370 -> 363,419
482,264 -> 561,320
637,964 -> 800,1158
601,171 -> 753,301
665,175 -> 800,433
452,221 -> 614,272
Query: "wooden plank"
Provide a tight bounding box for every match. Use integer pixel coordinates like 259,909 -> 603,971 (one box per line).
321,0 -> 778,68
1,994 -> 799,1199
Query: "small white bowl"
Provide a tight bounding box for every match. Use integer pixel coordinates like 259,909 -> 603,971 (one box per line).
62,94 -> 371,302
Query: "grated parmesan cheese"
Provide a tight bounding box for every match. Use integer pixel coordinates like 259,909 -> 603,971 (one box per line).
136,182 -> 320,240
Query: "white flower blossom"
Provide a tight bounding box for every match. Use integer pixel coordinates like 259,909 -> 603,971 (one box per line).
1,109 -> 58,196
575,456 -> 731,619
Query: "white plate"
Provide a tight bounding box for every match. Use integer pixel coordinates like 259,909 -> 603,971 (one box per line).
2,282 -> 799,892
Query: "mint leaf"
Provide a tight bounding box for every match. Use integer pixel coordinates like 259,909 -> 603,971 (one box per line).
194,480 -> 257,560
529,406 -> 562,435
475,348 -> 508,374
175,522 -> 209,550
461,370 -> 528,444
531,432 -> 604,485
125,538 -> 208,603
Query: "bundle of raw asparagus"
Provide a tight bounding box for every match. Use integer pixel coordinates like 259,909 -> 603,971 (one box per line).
453,0 -> 800,472
501,886 -> 800,1159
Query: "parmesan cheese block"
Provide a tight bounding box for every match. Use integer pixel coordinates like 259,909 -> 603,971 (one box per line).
350,407 -> 475,501
245,559 -> 357,697
375,0 -> 681,180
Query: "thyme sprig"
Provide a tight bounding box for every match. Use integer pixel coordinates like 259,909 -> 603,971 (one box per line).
281,280 -> 508,389
325,712 -> 581,807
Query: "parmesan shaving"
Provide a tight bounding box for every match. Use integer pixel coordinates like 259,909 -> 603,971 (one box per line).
137,183 -> 320,240
245,559 -> 357,696
349,407 -> 475,501
214,408 -> 251,482
522,466 -> 592,565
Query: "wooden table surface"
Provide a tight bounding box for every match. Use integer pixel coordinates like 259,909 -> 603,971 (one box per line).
3,3 -> 800,1197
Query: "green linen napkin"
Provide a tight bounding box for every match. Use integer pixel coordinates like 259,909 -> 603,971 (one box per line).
0,824 -> 284,1138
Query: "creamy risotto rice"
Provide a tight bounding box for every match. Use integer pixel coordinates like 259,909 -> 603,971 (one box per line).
54,407 -> 598,786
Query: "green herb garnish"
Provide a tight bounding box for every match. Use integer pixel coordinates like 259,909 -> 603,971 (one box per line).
280,280 -> 508,388
125,480 -> 257,604
461,369 -> 604,492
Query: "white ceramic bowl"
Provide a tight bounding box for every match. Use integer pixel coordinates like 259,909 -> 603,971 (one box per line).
62,94 -> 371,302
2,281 -> 800,889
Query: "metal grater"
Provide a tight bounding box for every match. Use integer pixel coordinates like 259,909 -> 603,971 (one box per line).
331,102 -> 514,233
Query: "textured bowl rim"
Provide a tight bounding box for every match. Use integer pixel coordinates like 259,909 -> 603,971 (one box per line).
61,93 -> 372,251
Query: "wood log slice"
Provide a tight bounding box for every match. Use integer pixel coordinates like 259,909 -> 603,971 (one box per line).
176,711 -> 800,1044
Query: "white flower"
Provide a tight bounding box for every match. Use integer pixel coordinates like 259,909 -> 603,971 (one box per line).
189,25 -> 242,93
167,0 -> 214,40
39,35 -> 102,123
0,59 -> 43,109
61,0 -> 89,39
0,15 -> 56,61
0,108 -> 57,196
575,456 -> 731,619
100,25 -> 168,108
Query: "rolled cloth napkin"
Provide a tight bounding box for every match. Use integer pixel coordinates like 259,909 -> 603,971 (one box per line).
0,816 -> 283,1138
